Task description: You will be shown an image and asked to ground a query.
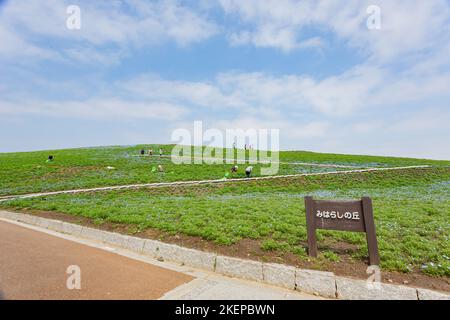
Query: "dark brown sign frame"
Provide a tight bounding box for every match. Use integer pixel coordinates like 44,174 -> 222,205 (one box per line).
304,196 -> 380,266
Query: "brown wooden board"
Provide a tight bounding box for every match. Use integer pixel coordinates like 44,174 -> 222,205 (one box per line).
304,196 -> 380,266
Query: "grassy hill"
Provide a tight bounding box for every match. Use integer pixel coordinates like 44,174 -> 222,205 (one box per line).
1,144 -> 448,196
0,145 -> 449,287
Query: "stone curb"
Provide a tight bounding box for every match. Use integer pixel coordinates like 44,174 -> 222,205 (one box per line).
296,269 -> 336,298
1,210 -> 449,300
335,276 -> 418,300
216,255 -> 264,282
416,288 -> 450,300
263,263 -> 296,290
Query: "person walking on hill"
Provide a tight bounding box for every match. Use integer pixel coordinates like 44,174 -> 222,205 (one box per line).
245,166 -> 253,178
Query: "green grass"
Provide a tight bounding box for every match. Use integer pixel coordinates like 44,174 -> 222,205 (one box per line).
1,144 -> 448,196
3,167 -> 449,277
281,150 -> 450,167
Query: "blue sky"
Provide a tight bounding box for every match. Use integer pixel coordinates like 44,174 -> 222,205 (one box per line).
1,0 -> 449,159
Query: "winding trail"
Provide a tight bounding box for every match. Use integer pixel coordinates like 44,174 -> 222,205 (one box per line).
134,154 -> 361,169
0,165 -> 430,202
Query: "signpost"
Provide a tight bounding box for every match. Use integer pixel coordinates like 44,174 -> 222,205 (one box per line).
304,196 -> 380,266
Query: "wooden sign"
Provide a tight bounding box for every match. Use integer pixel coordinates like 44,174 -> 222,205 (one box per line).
304,196 -> 380,266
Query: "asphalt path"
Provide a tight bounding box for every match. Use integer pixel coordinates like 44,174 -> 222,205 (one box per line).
0,220 -> 193,299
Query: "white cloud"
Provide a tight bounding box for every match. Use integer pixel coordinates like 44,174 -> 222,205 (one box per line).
324,107 -> 450,160
118,60 -> 450,117
63,47 -> 124,66
1,65 -> 449,158
219,0 -> 450,60
0,25 -> 57,59
0,0 -> 218,62
229,26 -> 324,52
117,66 -> 449,159
1,0 -> 449,159
0,98 -> 187,120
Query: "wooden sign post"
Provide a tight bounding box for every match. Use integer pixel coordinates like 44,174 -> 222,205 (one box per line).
304,196 -> 380,266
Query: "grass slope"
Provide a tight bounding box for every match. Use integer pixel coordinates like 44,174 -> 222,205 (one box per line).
1,144 -> 448,196
3,167 -> 449,277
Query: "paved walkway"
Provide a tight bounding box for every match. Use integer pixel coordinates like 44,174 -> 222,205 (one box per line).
0,219 -> 321,300
0,220 -> 192,299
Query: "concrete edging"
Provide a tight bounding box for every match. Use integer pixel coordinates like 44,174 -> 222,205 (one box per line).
1,210 -> 448,300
